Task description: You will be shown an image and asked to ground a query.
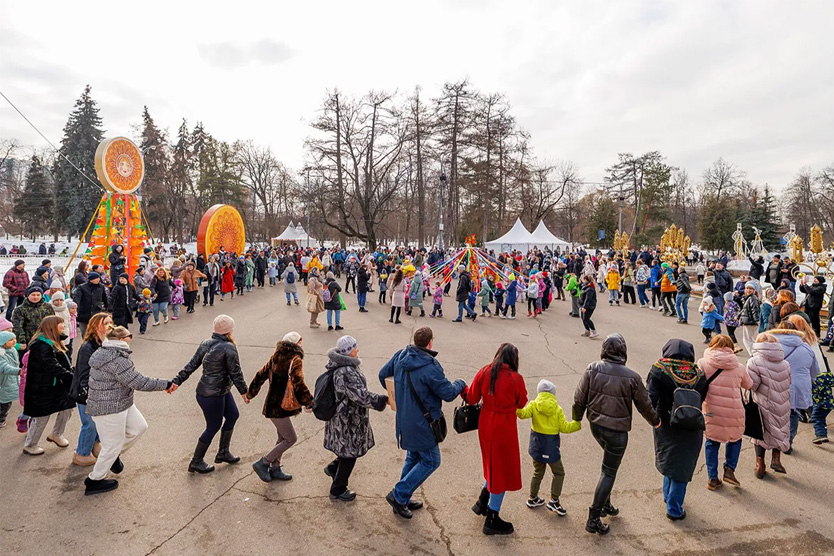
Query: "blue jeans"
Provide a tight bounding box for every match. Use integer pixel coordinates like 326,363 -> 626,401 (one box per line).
637,284 -> 649,305
196,392 -> 239,444
75,403 -> 99,456
285,291 -> 298,303
662,476 -> 687,518
712,296 -> 724,334
357,292 -> 367,308
675,293 -> 690,322
608,289 -> 620,304
486,480 -> 505,511
152,301 -> 169,323
457,301 -> 476,319
327,309 -> 341,327
790,409 -> 800,444
704,438 -> 742,480
392,445 -> 441,505
812,405 -> 830,438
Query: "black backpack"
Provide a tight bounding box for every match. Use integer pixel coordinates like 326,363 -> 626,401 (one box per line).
286,271 -> 295,284
312,368 -> 338,421
670,368 -> 723,430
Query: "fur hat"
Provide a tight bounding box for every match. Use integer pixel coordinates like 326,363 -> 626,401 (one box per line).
335,335 -> 358,355
537,379 -> 557,396
282,331 -> 301,345
213,314 -> 235,335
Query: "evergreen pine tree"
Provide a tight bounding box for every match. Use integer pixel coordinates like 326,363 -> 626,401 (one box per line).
15,155 -> 53,238
52,85 -> 105,238
138,107 -> 170,241
744,184 -> 781,251
168,120 -> 192,242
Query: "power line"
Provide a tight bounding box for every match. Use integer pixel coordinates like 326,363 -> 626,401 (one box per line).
0,88 -> 103,191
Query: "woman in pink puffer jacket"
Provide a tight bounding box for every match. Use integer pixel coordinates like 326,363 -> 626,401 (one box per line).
746,333 -> 791,479
697,335 -> 753,491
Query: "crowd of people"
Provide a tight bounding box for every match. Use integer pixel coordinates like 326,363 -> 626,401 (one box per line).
0,240 -> 831,539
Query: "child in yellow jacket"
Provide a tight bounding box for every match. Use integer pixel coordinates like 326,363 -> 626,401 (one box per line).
517,379 -> 581,515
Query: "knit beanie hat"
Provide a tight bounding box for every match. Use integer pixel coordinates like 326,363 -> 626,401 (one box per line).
0,317 -> 12,331
213,314 -> 235,335
724,291 -> 734,302
26,284 -> 43,296
52,291 -> 65,301
816,275 -> 826,284
66,300 -> 77,310
537,379 -> 557,396
88,271 -> 101,281
14,259 -> 24,267
283,331 -> 301,345
142,288 -> 152,297
0,330 -> 15,346
120,273 -> 130,280
50,280 -> 63,289
335,335 -> 358,355
36,265 -> 49,277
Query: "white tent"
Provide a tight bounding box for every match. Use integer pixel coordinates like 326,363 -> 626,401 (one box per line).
485,218 -> 537,253
294,224 -> 316,246
272,222 -> 298,243
530,221 -> 571,251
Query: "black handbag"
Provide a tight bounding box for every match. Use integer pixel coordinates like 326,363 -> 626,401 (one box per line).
405,369 -> 447,444
453,401 -> 481,434
742,389 -> 765,440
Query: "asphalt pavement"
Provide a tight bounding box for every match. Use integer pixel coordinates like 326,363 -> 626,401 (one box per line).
1,284 -> 832,556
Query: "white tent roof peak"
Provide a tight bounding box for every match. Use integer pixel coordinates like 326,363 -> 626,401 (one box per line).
530,220 -> 571,249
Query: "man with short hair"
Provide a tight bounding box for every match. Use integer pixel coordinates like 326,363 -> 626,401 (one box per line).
378,327 -> 466,519
453,265 -> 477,322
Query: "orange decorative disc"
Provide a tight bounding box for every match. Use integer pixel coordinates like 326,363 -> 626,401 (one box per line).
197,204 -> 246,257
95,137 -> 144,194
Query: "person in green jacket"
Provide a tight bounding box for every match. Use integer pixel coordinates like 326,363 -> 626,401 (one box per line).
566,273 -> 581,318
244,255 -> 255,292
517,379 -> 581,515
0,330 -> 20,427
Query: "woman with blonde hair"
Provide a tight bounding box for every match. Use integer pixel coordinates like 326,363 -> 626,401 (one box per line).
69,312 -> 113,466
697,334 -> 752,490
746,332 -> 791,478
771,320 -> 819,453
22,315 -> 75,455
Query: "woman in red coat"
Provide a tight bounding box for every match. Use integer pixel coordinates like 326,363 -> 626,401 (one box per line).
220,262 -> 235,299
465,343 -> 528,536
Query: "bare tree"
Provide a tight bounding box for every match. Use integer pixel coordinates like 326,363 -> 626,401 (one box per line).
520,159 -> 580,223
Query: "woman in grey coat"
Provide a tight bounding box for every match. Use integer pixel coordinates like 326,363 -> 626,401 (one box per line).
84,326 -> 171,495
282,263 -> 299,305
323,336 -> 388,501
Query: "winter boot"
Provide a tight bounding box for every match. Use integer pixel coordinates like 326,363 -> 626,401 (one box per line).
754,456 -> 766,479
600,502 -> 619,517
585,507 -> 610,535
483,509 -> 514,535
472,486 -> 489,516
188,441 -> 216,473
770,450 -> 786,474
215,430 -> 240,464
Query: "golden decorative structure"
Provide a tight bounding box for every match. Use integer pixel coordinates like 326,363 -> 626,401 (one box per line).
620,231 -> 630,259
660,224 -> 690,264
613,230 -> 621,251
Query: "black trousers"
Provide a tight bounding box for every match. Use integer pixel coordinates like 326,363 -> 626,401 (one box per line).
256,270 -> 265,287
345,276 -> 356,294
184,290 -> 198,312
651,287 -> 661,308
590,424 -> 629,510
203,279 -> 216,305
806,307 -> 821,337
582,308 -> 595,331
327,457 -> 357,495
622,285 -> 635,304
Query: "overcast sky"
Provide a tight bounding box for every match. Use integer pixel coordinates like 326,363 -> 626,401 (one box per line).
2,0 -> 832,190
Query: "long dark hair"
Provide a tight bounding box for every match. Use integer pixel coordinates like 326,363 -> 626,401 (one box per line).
392,269 -> 404,288
489,343 -> 519,394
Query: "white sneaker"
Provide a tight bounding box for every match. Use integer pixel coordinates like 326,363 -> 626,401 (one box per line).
23,445 -> 44,456
164,315 -> 169,323
152,321 -> 160,326
589,331 -> 599,338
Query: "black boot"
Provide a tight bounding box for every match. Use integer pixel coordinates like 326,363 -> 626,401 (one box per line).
215,430 -> 240,464
84,477 -> 119,496
472,486 -> 489,516
483,509 -> 514,535
585,507 -> 610,535
188,441 -> 216,473
600,501 -> 619,517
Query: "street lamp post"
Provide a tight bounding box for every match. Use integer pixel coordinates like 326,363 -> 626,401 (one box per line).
439,166 -> 446,251
618,181 -> 623,233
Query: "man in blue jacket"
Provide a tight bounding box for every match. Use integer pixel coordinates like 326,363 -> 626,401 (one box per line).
379,327 -> 466,519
